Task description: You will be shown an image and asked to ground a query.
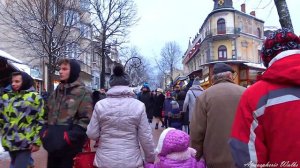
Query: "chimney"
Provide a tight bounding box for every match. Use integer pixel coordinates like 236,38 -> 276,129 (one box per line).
241,3 -> 246,13
250,11 -> 256,17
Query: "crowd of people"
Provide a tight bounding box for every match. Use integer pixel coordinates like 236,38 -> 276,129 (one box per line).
0,28 -> 300,168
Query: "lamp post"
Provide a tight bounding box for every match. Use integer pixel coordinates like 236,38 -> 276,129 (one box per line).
124,57 -> 142,86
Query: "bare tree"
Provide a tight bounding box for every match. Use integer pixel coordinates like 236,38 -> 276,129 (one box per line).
274,0 -> 294,32
156,41 -> 182,85
89,0 -> 138,88
0,0 -> 89,92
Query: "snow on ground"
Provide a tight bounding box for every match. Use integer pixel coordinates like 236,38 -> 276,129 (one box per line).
0,137 -> 9,159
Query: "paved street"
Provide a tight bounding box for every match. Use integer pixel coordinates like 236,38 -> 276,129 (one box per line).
0,122 -> 164,168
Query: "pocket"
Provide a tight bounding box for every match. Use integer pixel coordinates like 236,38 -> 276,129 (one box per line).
42,125 -> 70,153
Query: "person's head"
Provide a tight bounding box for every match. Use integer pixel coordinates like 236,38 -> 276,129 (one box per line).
156,88 -> 163,95
99,88 -> 106,94
170,100 -> 179,109
212,63 -> 235,83
11,71 -> 34,92
155,128 -> 190,156
174,85 -> 180,92
165,91 -> 171,98
59,58 -> 81,83
142,82 -> 150,92
192,77 -> 201,86
261,28 -> 300,67
109,63 -> 130,87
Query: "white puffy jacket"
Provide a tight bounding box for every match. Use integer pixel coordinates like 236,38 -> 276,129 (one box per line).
87,86 -> 155,168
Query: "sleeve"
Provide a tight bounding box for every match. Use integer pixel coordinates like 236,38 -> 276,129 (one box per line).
86,106 -> 100,140
0,96 -> 4,128
190,93 -> 207,159
31,93 -> 45,146
182,91 -> 190,112
229,91 -> 267,167
76,91 -> 93,129
138,104 -> 155,163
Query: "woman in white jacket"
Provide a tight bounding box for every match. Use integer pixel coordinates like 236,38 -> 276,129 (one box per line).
86,64 -> 155,168
182,77 -> 204,133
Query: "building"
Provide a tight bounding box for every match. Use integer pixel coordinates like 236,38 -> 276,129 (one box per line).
182,0 -> 266,88
0,0 -> 95,91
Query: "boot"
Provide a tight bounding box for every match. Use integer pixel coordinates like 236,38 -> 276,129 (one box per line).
155,123 -> 158,129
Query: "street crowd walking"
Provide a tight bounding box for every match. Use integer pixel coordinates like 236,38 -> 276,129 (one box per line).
1,28 -> 300,168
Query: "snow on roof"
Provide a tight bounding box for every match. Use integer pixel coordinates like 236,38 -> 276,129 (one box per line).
0,50 -> 23,63
244,62 -> 266,70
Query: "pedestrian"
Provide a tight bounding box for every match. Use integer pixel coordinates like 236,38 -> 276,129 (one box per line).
162,91 -> 172,128
86,64 -> 155,168
0,71 -> 45,168
145,128 -> 206,168
172,85 -> 186,130
229,28 -> 300,167
42,59 -> 93,168
190,63 -> 245,168
182,77 -> 204,134
99,88 -> 107,100
92,88 -> 106,108
138,83 -> 154,123
168,100 -> 183,130
153,88 -> 165,129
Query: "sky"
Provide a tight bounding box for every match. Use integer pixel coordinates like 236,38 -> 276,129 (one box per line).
128,0 -> 300,61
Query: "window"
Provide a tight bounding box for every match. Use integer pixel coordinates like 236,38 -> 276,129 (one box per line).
64,10 -> 79,27
50,0 -> 58,16
257,28 -> 261,38
80,0 -> 90,11
80,24 -> 91,39
66,43 -> 80,59
218,45 -> 227,60
217,18 -> 226,34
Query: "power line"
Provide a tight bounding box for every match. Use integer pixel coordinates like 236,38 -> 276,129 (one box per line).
257,0 -> 273,10
265,4 -> 275,22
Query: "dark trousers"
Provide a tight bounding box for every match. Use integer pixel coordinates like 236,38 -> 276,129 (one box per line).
47,147 -> 80,168
9,150 -> 31,168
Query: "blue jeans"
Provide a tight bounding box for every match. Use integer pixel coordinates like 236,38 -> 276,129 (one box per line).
9,150 -> 32,168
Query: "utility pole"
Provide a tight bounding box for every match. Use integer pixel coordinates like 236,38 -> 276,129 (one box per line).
274,0 -> 294,32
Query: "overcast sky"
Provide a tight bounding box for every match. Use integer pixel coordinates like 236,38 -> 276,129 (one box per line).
128,0 -> 300,60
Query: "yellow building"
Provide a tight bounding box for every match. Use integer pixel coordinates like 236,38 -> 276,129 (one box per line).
183,0 -> 265,88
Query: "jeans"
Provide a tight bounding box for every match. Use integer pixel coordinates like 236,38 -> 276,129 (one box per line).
9,150 -> 31,168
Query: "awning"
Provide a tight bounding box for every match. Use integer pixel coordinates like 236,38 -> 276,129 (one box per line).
0,50 -> 22,63
243,63 -> 266,70
8,61 -> 43,81
187,69 -> 202,77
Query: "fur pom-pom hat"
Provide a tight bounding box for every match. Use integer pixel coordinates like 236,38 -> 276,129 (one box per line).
261,28 -> 300,67
109,64 -> 130,87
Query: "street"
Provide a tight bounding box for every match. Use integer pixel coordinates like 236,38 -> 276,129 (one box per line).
0,123 -> 164,168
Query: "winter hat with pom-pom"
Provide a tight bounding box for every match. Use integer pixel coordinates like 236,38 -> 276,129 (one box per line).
155,128 -> 190,156
109,63 -> 130,87
261,28 -> 300,67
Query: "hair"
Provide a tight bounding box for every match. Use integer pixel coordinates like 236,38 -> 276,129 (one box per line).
212,71 -> 233,83
11,71 -> 22,77
58,58 -> 70,66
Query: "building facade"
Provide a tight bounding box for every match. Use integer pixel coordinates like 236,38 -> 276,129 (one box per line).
183,0 -> 265,88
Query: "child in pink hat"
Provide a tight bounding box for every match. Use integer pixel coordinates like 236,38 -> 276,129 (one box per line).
145,128 -> 205,168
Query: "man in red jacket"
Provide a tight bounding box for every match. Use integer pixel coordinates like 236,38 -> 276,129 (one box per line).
229,28 -> 300,168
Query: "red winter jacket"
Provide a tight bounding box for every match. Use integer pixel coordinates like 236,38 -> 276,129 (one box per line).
229,50 -> 300,168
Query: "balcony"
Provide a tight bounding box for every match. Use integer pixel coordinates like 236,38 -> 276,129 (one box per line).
79,61 -> 92,75
205,27 -> 240,41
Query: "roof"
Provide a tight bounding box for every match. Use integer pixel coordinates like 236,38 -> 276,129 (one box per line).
200,60 -> 248,66
0,50 -> 23,63
243,62 -> 266,70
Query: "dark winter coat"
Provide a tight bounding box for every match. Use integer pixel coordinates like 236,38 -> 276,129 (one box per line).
138,91 -> 153,120
173,90 -> 188,125
153,93 -> 165,118
43,79 -> 93,153
163,98 -> 173,114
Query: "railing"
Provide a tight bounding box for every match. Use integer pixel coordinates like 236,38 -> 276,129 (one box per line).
206,27 -> 241,37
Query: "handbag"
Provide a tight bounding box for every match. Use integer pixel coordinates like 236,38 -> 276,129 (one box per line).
73,139 -> 96,168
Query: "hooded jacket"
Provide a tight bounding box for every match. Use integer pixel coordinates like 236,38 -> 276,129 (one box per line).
183,85 -> 204,121
0,73 -> 45,151
87,86 -> 155,168
230,50 -> 300,167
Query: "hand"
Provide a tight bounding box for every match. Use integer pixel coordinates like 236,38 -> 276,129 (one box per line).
30,144 -> 40,153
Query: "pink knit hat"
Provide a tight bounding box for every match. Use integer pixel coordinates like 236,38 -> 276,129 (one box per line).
155,128 -> 190,156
